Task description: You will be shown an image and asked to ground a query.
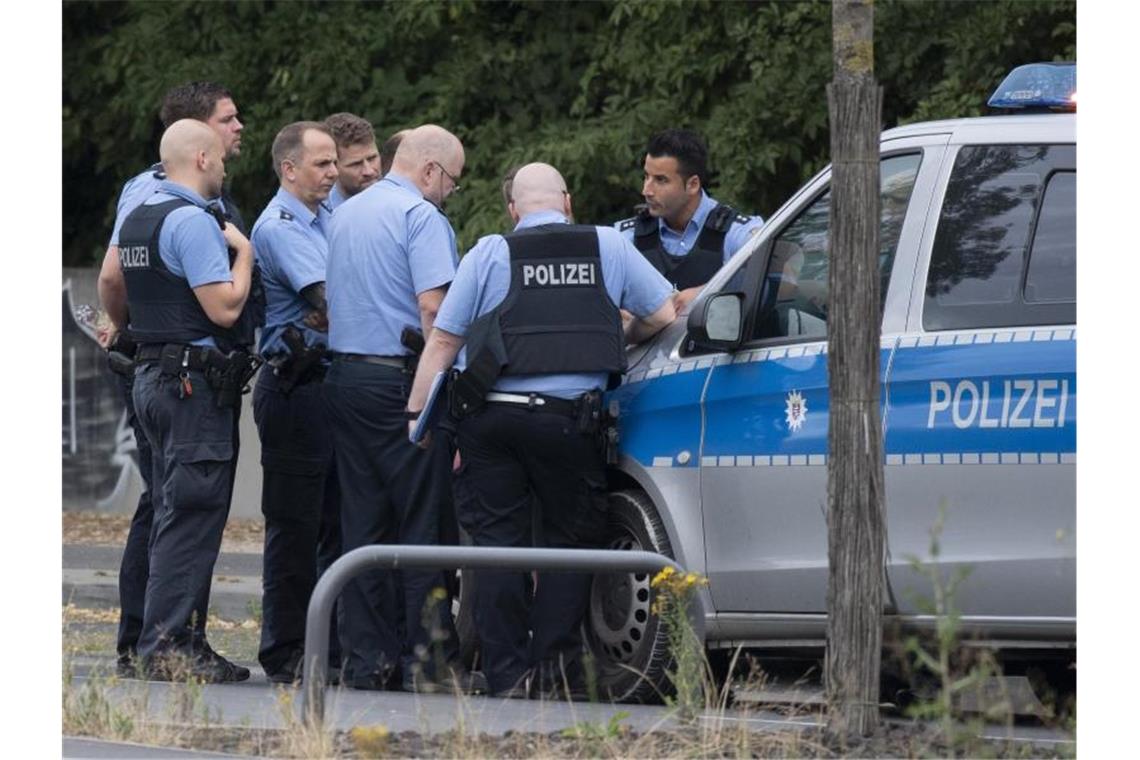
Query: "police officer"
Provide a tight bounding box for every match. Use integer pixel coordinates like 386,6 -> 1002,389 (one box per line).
324,124 -> 479,693
97,80 -> 248,679
110,120 -> 260,681
323,112 -> 381,211
615,128 -> 764,311
250,121 -> 343,684
379,129 -> 409,177
406,163 -> 676,698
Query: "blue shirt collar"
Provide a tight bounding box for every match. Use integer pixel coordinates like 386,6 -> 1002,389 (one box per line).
514,210 -> 569,231
382,172 -> 423,199
273,186 -> 320,227
156,180 -> 210,209
661,190 -> 715,236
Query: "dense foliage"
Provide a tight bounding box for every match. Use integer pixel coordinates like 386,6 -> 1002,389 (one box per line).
62,0 -> 1075,266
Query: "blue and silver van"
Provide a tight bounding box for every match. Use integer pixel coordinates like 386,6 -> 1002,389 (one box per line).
588,64 -> 1077,701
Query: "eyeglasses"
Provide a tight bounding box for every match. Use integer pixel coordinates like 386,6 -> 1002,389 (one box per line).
434,161 -> 461,194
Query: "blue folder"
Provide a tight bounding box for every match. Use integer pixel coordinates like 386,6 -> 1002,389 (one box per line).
409,371 -> 448,445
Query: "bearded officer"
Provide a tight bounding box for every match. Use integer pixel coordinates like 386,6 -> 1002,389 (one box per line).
406,162 -> 675,698
116,120 -> 260,681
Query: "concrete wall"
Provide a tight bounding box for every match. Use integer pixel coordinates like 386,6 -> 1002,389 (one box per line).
63,268 -> 263,518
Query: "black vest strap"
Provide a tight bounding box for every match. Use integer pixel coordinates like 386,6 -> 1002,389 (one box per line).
633,203 -> 738,290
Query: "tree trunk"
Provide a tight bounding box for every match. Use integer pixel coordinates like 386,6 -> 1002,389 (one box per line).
825,0 -> 885,739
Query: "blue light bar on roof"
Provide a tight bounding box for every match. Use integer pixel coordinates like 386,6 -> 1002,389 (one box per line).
988,62 -> 1076,111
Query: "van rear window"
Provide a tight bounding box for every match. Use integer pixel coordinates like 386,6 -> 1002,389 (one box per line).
923,144 -> 1075,331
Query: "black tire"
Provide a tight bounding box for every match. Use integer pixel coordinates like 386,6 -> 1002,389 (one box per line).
585,489 -> 675,703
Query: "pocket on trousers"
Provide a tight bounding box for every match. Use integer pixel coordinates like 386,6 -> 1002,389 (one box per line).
260,449 -> 327,520
169,441 -> 233,512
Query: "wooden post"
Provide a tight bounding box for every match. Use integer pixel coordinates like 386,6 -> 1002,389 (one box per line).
825,0 -> 885,739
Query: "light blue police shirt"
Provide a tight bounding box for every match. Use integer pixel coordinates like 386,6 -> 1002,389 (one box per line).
109,165 -> 164,247
326,173 -> 458,355
251,187 -> 332,356
326,184 -> 348,212
132,181 -> 233,348
435,210 -> 673,399
616,191 -> 764,264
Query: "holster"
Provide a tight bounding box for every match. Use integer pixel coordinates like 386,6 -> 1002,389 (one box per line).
448,345 -> 503,419
106,333 -> 137,377
273,325 -> 327,396
207,351 -> 263,409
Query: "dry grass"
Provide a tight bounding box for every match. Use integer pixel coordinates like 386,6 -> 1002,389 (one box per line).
63,511 -> 265,553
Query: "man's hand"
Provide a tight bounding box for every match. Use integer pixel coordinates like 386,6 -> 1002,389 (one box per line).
407,416 -> 431,450
672,286 -> 702,314
304,310 -> 329,332
222,221 -> 251,255
96,324 -> 116,349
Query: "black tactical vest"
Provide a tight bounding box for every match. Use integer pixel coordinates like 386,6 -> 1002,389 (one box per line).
464,224 -> 627,382
622,203 -> 741,290
118,197 -> 259,351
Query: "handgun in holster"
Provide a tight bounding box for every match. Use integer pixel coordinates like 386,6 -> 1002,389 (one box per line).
272,324 -> 328,395
206,350 -> 263,409
400,326 -> 425,375
106,332 -> 138,377
447,344 -> 503,419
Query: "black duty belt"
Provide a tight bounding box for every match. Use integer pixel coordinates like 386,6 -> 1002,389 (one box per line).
333,353 -> 408,370
485,391 -> 579,417
136,343 -> 219,372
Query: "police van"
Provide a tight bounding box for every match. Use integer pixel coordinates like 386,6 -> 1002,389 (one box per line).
588,64 -> 1076,702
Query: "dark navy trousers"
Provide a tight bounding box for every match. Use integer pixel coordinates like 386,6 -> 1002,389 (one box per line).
115,370 -> 156,663
132,364 -> 238,659
455,403 -> 610,694
253,368 -> 342,676
322,358 -> 460,685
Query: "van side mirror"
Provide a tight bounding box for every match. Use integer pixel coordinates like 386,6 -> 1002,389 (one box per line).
686,292 -> 744,353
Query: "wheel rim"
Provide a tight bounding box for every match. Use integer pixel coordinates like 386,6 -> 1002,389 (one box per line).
588,532 -> 653,665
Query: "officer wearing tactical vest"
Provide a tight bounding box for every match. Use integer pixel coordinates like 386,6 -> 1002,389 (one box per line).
406,162 -> 676,699
96,81 -> 252,681
250,121 -> 343,685
115,119 -> 261,682
616,128 -> 764,311
324,124 -> 480,694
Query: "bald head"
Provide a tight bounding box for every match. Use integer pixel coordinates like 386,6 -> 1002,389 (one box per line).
159,119 -> 226,198
390,125 -> 464,206
509,163 -> 571,218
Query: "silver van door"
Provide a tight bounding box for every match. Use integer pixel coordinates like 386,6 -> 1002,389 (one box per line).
698,146 -> 936,613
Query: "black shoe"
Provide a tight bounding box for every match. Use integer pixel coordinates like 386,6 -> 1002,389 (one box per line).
144,648 -> 251,684
116,655 -> 139,679
402,665 -> 488,695
344,670 -> 395,691
265,652 -> 304,685
491,670 -> 534,699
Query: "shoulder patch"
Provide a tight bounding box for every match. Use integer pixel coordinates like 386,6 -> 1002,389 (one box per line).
279,209 -> 294,222
617,217 -> 638,232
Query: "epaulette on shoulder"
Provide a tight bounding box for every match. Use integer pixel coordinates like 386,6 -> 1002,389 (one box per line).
279,209 -> 294,222
734,212 -> 751,225
149,162 -> 167,180
617,217 -> 638,232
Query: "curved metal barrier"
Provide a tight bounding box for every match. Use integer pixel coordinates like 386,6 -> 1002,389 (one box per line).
301,545 -> 703,724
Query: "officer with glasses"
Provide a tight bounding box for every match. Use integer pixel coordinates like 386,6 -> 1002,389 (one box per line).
324,124 -> 482,694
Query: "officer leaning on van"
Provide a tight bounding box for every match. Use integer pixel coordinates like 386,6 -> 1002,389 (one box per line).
249,121 -> 343,685
616,128 -> 764,310
109,120 -> 263,682
406,162 -> 676,699
97,80 -> 248,680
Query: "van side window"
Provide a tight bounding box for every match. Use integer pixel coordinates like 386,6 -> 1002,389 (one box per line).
750,153 -> 921,341
923,145 -> 1075,330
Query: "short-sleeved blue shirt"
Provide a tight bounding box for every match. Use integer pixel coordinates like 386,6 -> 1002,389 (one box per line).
109,164 -> 164,247
251,187 -> 332,356
133,181 -> 233,348
326,173 -> 458,355
616,191 -> 764,265
435,210 -> 673,399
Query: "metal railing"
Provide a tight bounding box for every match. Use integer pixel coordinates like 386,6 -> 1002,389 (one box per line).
301,545 -> 703,724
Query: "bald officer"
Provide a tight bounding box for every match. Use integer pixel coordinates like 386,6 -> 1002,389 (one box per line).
324,124 -> 477,693
616,128 -> 763,311
111,120 -> 259,682
406,163 -> 675,699
250,121 -> 342,684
